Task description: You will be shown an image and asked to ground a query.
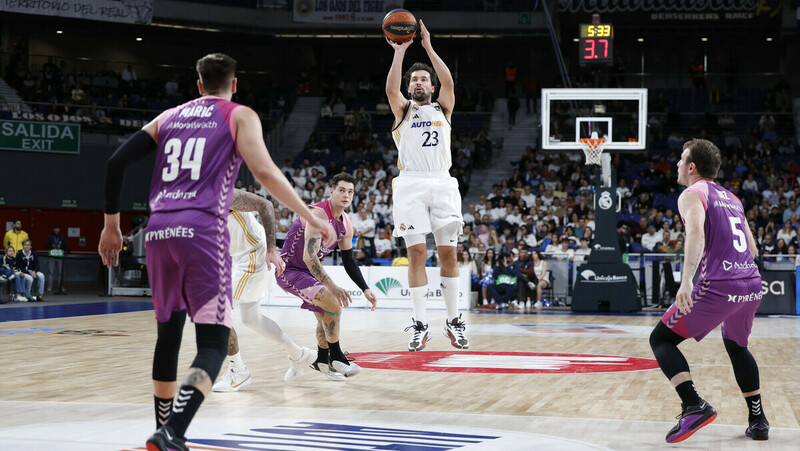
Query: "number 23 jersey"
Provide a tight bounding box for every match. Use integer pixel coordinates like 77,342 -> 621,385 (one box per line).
391,100 -> 452,172
150,95 -> 245,218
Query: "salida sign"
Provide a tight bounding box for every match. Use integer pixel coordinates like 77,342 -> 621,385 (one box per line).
0,119 -> 80,154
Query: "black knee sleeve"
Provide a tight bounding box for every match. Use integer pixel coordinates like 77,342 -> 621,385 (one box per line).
724,338 -> 760,393
153,311 -> 187,382
649,321 -> 690,380
191,324 -> 230,381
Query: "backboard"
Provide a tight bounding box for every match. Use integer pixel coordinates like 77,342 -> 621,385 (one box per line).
541,89 -> 648,151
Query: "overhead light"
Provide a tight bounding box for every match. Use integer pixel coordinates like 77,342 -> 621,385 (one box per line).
56,30 -> 63,34
573,38 -> 579,42
136,37 -> 143,41
701,37 -> 708,42
766,37 -> 773,41
637,38 -> 644,42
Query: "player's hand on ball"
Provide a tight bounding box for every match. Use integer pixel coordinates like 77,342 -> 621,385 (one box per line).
331,284 -> 352,308
386,37 -> 413,51
675,282 -> 694,315
364,289 -> 377,311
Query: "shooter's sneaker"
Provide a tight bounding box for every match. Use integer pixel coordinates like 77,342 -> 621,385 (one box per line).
284,347 -> 316,383
330,357 -> 361,377
311,361 -> 347,381
405,320 -> 431,351
146,425 -> 188,451
665,401 -> 717,443
745,417 -> 769,440
444,314 -> 469,349
212,364 -> 251,392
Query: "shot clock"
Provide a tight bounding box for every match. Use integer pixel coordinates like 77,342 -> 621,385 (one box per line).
579,23 -> 614,66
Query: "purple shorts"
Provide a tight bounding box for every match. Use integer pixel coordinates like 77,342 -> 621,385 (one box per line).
661,277 -> 761,347
276,266 -> 325,314
144,211 -> 232,327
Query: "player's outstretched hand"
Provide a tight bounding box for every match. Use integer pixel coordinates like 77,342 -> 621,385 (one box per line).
419,20 -> 432,51
331,284 -> 352,308
675,282 -> 694,315
98,227 -> 122,268
266,247 -> 285,276
363,289 -> 377,311
308,215 -> 337,249
386,37 -> 413,52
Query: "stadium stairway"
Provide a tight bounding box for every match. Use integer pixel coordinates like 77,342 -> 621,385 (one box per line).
0,78 -> 32,113
274,96 -> 325,164
463,98 -> 538,208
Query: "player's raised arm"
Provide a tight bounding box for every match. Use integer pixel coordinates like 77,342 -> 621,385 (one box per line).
419,20 -> 454,117
303,208 -> 351,307
385,38 -> 413,120
234,107 -> 336,247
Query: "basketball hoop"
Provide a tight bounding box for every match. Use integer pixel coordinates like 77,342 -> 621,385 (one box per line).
579,137 -> 606,166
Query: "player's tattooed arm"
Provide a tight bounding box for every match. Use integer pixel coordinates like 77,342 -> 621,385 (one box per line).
305,236 -> 334,288
231,190 -> 277,249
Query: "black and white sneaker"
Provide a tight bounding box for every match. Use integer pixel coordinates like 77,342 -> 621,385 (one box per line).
146,425 -> 188,451
405,319 -> 431,351
310,361 -> 347,381
444,314 -> 469,349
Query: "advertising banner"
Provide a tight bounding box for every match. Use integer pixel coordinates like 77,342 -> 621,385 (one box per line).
293,0 -> 404,25
0,1 -> 153,25
757,270 -> 796,315
264,266 -> 469,310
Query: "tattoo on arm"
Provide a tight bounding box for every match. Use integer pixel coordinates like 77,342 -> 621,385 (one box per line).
305,236 -> 334,287
231,190 -> 277,248
687,243 -> 704,281
258,202 -> 277,249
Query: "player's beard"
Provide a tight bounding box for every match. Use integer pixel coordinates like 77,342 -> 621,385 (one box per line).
410,89 -> 430,102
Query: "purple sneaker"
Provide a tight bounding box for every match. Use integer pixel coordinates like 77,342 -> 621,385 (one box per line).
745,418 -> 769,440
665,401 -> 717,443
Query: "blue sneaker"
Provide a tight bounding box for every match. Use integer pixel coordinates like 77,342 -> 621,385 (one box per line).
745,417 -> 769,440
665,401 -> 717,443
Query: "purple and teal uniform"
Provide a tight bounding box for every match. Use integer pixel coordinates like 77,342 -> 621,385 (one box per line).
277,199 -> 351,313
144,95 -> 245,327
661,180 -> 762,347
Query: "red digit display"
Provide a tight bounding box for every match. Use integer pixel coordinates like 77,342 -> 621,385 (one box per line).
579,24 -> 613,66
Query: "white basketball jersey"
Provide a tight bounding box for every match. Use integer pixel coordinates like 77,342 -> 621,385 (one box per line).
391,100 -> 452,172
227,210 -> 266,266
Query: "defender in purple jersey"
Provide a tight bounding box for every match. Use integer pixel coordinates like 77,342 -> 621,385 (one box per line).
98,53 -> 336,451
649,139 -> 769,444
277,172 -> 378,378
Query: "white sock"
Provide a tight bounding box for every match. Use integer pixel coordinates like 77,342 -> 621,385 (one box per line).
410,286 -> 428,324
229,351 -> 246,370
440,276 -> 460,321
240,302 -> 303,360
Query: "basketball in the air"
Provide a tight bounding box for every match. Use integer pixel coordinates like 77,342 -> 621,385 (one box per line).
382,9 -> 417,43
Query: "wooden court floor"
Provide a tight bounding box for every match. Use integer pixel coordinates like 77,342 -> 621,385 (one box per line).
1,301 -> 799,450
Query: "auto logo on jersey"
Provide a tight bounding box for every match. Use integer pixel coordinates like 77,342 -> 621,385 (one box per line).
347,351 -> 659,374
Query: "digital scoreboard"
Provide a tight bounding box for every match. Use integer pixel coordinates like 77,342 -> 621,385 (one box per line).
579,24 -> 614,66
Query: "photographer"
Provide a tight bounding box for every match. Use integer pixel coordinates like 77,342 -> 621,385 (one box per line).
487,252 -> 520,309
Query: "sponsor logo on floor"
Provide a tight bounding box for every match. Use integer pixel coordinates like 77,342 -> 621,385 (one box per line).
347,351 -> 659,373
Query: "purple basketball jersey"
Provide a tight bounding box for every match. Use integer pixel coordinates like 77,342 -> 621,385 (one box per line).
150,96 -> 244,218
683,180 -> 759,282
281,199 -> 351,270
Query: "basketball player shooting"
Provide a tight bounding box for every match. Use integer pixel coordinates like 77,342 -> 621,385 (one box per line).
385,20 -> 469,352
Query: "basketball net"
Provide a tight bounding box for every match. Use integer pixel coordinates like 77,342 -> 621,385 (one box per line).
579,132 -> 606,166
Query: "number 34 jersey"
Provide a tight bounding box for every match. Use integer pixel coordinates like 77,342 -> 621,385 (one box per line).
391,100 -> 452,172
150,95 -> 245,218
682,180 -> 760,282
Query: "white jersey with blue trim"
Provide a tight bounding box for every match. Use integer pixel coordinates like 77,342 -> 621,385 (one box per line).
391,100 -> 452,173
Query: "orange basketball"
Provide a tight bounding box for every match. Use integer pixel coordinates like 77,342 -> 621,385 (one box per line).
382,9 -> 417,44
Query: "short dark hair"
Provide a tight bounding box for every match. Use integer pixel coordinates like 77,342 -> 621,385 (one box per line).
404,62 -> 438,90
196,53 -> 237,95
684,138 -> 721,179
329,172 -> 356,188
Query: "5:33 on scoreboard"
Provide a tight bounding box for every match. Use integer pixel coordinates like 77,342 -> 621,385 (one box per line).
579,23 -> 614,66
